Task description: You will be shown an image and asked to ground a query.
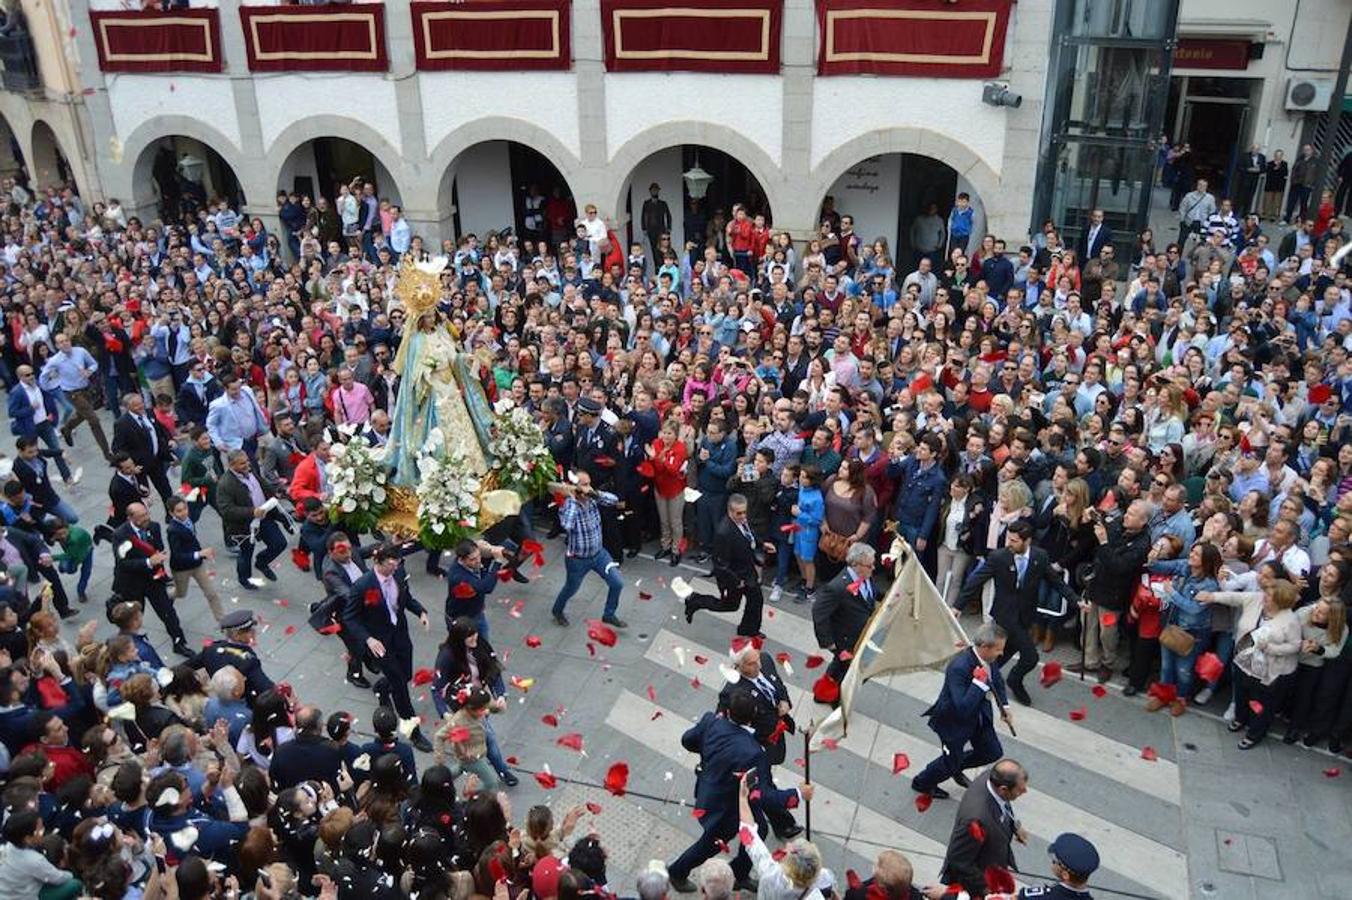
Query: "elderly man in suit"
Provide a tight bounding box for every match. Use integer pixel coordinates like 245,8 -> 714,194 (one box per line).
216,449 -> 289,589
812,542 -> 879,693
112,392 -> 176,504
911,623 -> 1012,800
317,532 -> 374,689
341,542 -> 434,752
666,691 -> 812,893
717,641 -> 802,839
958,520 -> 1077,707
933,760 -> 1029,899
113,502 -> 191,657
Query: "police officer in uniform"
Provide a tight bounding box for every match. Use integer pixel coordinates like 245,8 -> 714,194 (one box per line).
572,396 -> 623,558
191,609 -> 275,703
923,832 -> 1099,899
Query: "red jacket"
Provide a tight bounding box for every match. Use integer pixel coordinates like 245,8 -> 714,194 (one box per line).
650,438 -> 689,500
23,742 -> 93,790
289,453 -> 325,506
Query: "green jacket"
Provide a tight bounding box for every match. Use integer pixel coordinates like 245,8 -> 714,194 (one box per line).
181,445 -> 221,505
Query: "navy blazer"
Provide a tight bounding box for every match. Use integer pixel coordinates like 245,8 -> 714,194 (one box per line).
681,711 -> 798,837
165,517 -> 207,572
174,378 -> 222,428
342,569 -> 425,680
6,385 -> 58,437
12,454 -> 62,509
923,647 -> 1008,746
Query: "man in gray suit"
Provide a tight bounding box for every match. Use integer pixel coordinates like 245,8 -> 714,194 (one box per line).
937,759 -> 1028,898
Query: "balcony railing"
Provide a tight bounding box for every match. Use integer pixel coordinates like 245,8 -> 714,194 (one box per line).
0,31 -> 41,92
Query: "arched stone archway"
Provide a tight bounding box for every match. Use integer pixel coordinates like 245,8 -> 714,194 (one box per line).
30,120 -> 74,192
119,118 -> 251,223
0,112 -> 26,181
266,117 -> 411,208
429,119 -> 585,246
606,122 -> 787,227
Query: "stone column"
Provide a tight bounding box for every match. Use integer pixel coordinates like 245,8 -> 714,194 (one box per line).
570,0 -> 614,217
776,0 -> 819,240
989,0 -> 1054,242
66,0 -> 117,204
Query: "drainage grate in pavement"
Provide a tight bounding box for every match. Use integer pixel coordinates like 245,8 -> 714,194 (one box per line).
1215,830 -> 1282,881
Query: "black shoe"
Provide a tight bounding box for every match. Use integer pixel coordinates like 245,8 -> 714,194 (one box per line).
58,608 -> 79,621
911,779 -> 948,799
411,730 -> 434,754
1010,682 -> 1032,707
692,552 -> 709,563
257,563 -> 278,582
425,563 -> 445,578
950,769 -> 972,788
511,569 -> 530,584
78,594 -> 89,605
669,553 -> 682,568
172,640 -> 193,659
346,672 -> 372,689
1122,684 -> 1139,697
553,612 -> 569,627
684,600 -> 694,624
1303,735 -> 1323,749
733,878 -> 759,893
602,615 -> 628,629
61,428 -> 73,447
1282,731 -> 1299,745
670,877 -> 697,894
240,578 -> 260,591
499,770 -> 519,787
1330,738 -> 1344,754
92,524 -> 113,545
775,824 -> 804,840
654,548 -> 671,561
626,548 -> 640,559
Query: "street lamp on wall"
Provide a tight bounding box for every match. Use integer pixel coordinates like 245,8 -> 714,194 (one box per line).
682,154 -> 714,199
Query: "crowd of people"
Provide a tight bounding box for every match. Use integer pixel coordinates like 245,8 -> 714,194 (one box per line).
0,147 -> 1348,899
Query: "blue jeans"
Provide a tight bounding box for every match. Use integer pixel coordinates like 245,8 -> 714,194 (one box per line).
773,533 -> 793,585
552,550 -> 623,619
483,717 -> 510,776
49,499 -> 79,525
58,554 -> 93,598
35,424 -> 71,480
50,392 -> 74,425
1160,627 -> 1207,698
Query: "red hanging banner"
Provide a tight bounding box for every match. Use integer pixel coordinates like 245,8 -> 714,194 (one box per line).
89,9 -> 222,74
239,4 -> 388,72
816,0 -> 1012,78
600,0 -> 782,74
411,0 -> 571,71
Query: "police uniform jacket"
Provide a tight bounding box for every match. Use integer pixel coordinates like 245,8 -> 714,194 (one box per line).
192,639 -> 274,703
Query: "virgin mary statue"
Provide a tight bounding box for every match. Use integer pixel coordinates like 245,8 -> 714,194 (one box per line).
386,257 -> 495,486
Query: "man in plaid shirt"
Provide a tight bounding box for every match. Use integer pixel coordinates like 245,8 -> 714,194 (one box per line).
550,469 -> 628,629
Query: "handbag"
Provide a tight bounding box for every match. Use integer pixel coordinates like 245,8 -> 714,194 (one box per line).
818,527 -> 850,563
1159,624 -> 1196,656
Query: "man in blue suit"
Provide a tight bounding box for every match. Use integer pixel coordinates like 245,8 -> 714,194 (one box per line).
6,365 -> 74,483
342,542 -> 434,752
911,623 -> 1012,800
667,692 -> 812,893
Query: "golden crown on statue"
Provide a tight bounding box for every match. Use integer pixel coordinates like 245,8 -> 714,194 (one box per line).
394,255 -> 446,320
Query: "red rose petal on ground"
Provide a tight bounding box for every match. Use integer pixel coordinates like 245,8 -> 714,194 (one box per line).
805,654 -> 826,669
604,761 -> 629,795
892,753 -> 910,774
692,808 -> 706,820
283,625 -> 297,636
275,598 -> 290,608
822,738 -> 839,751
914,794 -> 932,813
587,621 -> 618,647
1323,767 -> 1341,778
1091,685 -> 1107,698
509,601 -> 524,618
691,677 -> 701,689
639,591 -> 653,600
1249,700 -> 1264,715
693,655 -> 709,665
534,771 -> 557,789
775,651 -> 792,665
968,821 -> 986,843
1040,661 -> 1063,687
541,714 -> 559,727
1140,746 -> 1159,761
586,802 -> 602,814
505,756 -> 518,765
650,711 -> 663,721
812,674 -> 840,704
556,732 -> 584,752
412,668 -> 435,686
586,642 -> 596,656
525,635 -> 542,648
1069,707 -> 1088,721
646,684 -> 657,702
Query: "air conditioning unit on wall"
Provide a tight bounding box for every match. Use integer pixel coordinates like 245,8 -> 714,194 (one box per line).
1285,77 -> 1335,112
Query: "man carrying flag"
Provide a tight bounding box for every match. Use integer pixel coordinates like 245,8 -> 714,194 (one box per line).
910,623 -> 1013,800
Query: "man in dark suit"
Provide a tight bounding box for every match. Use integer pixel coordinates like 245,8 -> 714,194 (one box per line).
113,502 -> 190,657
937,760 -> 1029,898
1077,207 -> 1113,261
216,449 -> 289,589
174,361 -> 221,429
268,705 -> 345,791
911,623 -> 1012,800
716,642 -> 801,839
12,436 -> 77,524
318,532 -> 374,688
111,392 -> 175,504
100,453 -> 149,543
691,494 -> 767,638
958,520 -> 1077,706
165,496 -> 223,623
812,542 -> 879,690
341,542 -> 434,752
666,691 -> 811,893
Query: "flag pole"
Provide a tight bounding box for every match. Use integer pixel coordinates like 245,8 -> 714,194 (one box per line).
803,721 -> 813,842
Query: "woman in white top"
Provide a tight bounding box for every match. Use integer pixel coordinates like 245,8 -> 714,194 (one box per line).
1201,578 -> 1302,749
935,474 -> 981,611
1285,594 -> 1347,745
736,776 -> 834,900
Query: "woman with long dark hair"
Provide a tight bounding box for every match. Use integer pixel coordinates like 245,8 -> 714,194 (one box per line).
431,617 -> 518,787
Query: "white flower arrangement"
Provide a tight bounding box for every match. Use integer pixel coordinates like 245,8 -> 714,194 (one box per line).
327,436 -> 389,530
415,428 -> 482,549
489,399 -> 554,498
